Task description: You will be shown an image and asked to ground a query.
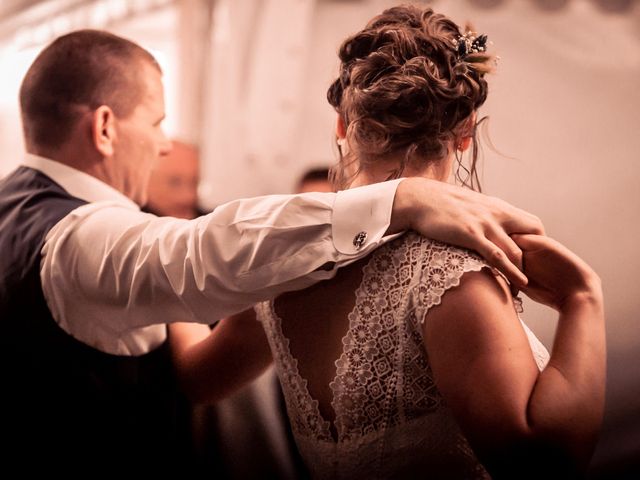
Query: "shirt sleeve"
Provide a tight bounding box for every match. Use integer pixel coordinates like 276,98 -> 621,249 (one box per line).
40,179 -> 403,355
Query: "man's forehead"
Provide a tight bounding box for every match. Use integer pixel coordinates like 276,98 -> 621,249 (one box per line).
137,64 -> 165,111
143,64 -> 164,96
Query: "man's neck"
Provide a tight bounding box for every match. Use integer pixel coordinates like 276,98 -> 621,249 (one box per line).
29,146 -> 114,192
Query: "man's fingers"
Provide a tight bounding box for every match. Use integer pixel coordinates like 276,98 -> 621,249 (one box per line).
475,237 -> 528,289
502,209 -> 545,236
487,228 -> 523,272
512,233 -> 549,251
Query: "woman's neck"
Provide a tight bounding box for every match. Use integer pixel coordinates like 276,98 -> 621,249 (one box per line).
348,153 -> 453,188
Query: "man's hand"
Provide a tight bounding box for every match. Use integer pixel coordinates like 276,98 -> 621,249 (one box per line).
390,177 -> 544,288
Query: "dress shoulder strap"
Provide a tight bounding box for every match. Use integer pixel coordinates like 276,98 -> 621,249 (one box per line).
407,236 -> 487,324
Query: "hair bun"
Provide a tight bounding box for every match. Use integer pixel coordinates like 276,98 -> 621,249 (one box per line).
328,5 -> 494,190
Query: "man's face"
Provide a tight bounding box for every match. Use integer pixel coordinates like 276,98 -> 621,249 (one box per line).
112,60 -> 171,206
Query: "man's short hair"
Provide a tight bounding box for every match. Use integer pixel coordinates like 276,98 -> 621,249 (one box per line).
19,29 -> 160,150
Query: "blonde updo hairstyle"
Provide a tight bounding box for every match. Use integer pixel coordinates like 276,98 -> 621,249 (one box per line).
327,5 -> 495,190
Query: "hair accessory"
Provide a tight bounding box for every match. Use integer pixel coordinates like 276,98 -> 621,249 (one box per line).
454,32 -> 488,59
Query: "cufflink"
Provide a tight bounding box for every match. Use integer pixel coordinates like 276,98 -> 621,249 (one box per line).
352,231 -> 368,250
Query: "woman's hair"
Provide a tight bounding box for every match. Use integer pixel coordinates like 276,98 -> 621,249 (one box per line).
327,5 -> 495,190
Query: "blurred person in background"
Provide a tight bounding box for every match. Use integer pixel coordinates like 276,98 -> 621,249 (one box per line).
144,139 -> 206,219
296,167 -> 332,193
144,140 -> 301,478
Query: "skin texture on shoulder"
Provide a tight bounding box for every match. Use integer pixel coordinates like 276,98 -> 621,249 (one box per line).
421,235 -> 605,478
423,270 -> 541,458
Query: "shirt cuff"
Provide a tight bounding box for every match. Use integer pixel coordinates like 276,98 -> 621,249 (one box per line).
331,179 -> 404,255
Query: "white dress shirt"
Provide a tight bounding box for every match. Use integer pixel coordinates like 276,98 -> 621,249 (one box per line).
23,155 -> 403,355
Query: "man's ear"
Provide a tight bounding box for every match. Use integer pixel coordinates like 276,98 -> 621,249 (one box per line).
92,106 -> 117,157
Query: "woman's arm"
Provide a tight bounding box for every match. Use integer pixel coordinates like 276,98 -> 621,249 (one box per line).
169,309 -> 273,404
513,234 -> 606,467
422,235 -> 605,478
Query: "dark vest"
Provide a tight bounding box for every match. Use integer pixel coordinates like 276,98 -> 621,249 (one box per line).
0,167 -> 195,475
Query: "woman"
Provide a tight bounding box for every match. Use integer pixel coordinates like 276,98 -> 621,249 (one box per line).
171,6 -> 605,479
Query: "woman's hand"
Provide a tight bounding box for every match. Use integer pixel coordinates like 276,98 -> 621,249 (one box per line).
512,234 -> 602,311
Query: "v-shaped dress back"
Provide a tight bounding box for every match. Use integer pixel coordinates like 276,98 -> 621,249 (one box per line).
256,232 -> 549,479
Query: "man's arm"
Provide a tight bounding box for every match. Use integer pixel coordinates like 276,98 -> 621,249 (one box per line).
41,177 -> 543,352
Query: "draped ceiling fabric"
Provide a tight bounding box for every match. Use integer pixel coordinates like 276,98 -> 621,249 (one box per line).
199,0 -> 640,207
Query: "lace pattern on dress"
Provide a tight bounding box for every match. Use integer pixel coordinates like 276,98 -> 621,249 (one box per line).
256,232 -> 548,479
329,235 -> 490,443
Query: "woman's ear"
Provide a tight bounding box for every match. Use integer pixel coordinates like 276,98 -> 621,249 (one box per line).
92,106 -> 117,157
458,136 -> 472,152
457,112 -> 476,151
336,113 -> 347,139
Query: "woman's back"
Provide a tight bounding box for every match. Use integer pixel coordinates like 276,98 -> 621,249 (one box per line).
257,232 -> 549,479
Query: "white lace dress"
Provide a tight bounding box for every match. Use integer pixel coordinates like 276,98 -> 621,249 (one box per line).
256,232 -> 550,479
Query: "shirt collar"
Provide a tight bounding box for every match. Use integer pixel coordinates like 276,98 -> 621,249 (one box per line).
21,153 -> 139,210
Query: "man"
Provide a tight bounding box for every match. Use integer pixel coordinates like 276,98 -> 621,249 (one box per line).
0,30 -> 540,474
